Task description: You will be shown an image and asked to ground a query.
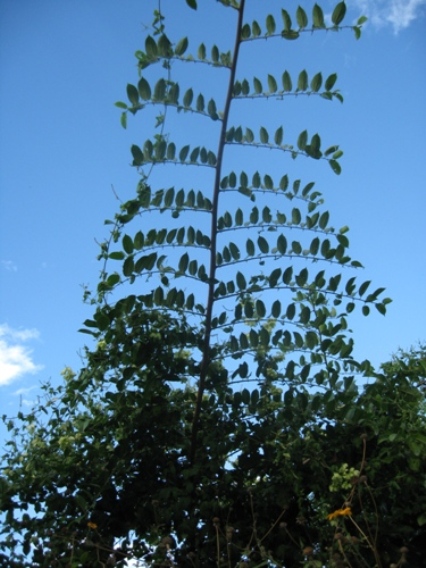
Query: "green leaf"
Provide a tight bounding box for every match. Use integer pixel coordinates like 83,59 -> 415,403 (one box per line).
297,130 -> 308,150
229,242 -> 240,260
308,133 -> 322,158
296,267 -> 308,286
179,145 -> 190,162
310,72 -> 322,92
153,78 -> 166,101
246,239 -> 255,256
358,280 -> 371,296
310,237 -> 320,255
296,6 -> 308,29
286,303 -> 296,320
168,83 -> 179,104
300,306 -> 311,324
241,23 -> 251,39
375,303 -> 386,315
264,174 -> 273,189
175,36 -> 189,56
319,211 -> 330,229
281,9 -> 292,31
249,329 -> 259,348
253,77 -> 263,94
283,266 -> 293,284
145,35 -> 158,58
186,0 -> 197,9
282,71 -> 292,92
196,93 -> 205,112
291,208 -> 301,225
313,4 -> 326,28
252,171 -> 261,188
198,43 -> 206,59
268,74 -> 278,93
134,231 -> 144,249
183,88 -> 193,107
266,14 -> 276,34
179,252 -> 189,273
122,234 -> 134,254
282,30 -> 300,40
138,77 -> 151,100
234,126 -> 243,143
123,256 -> 134,277
329,159 -> 341,175
236,271 -> 246,290
325,73 -> 338,91
131,145 -> 144,166
240,171 -> 249,187
256,299 -> 266,318
143,139 -> 153,159
126,84 -> 139,106
109,251 -> 125,260
243,127 -> 253,143
241,79 -> 250,95
258,235 -> 269,253
251,19 -> 261,36
167,142 -> 176,160
259,127 -> 269,144
280,175 -> 289,190
274,126 -> 283,145
297,70 -> 308,91
207,98 -> 218,120
271,299 -> 281,318
269,268 -> 281,287
353,26 -> 362,40
211,45 -> 219,63
277,234 -> 287,254
158,34 -> 172,57
292,240 -> 302,254
105,273 -> 120,288
331,2 -> 347,25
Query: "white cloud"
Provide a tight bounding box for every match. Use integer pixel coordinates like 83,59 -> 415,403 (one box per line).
350,0 -> 426,33
0,324 -> 43,386
1,260 -> 17,272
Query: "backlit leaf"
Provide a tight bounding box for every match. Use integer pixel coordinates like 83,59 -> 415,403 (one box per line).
266,14 -> 276,34
274,126 -> 283,145
296,6 -> 308,29
258,235 -> 269,253
126,84 -> 139,106
310,72 -> 322,92
260,127 -> 269,143
138,78 -> 151,100
268,74 -> 278,93
332,1 -> 347,25
297,70 -> 308,91
282,71 -> 292,92
325,73 -> 338,91
175,36 -> 189,56
281,9 -> 292,31
313,4 -> 326,28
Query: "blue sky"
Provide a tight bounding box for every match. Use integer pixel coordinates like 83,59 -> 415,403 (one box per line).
0,0 -> 425,424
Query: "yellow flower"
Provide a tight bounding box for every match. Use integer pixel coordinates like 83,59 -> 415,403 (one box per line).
87,521 -> 98,530
326,507 -> 352,521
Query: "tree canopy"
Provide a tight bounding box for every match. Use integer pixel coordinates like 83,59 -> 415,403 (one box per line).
1,2 -> 425,567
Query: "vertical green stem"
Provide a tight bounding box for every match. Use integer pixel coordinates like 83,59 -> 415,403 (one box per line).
190,0 -> 246,464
